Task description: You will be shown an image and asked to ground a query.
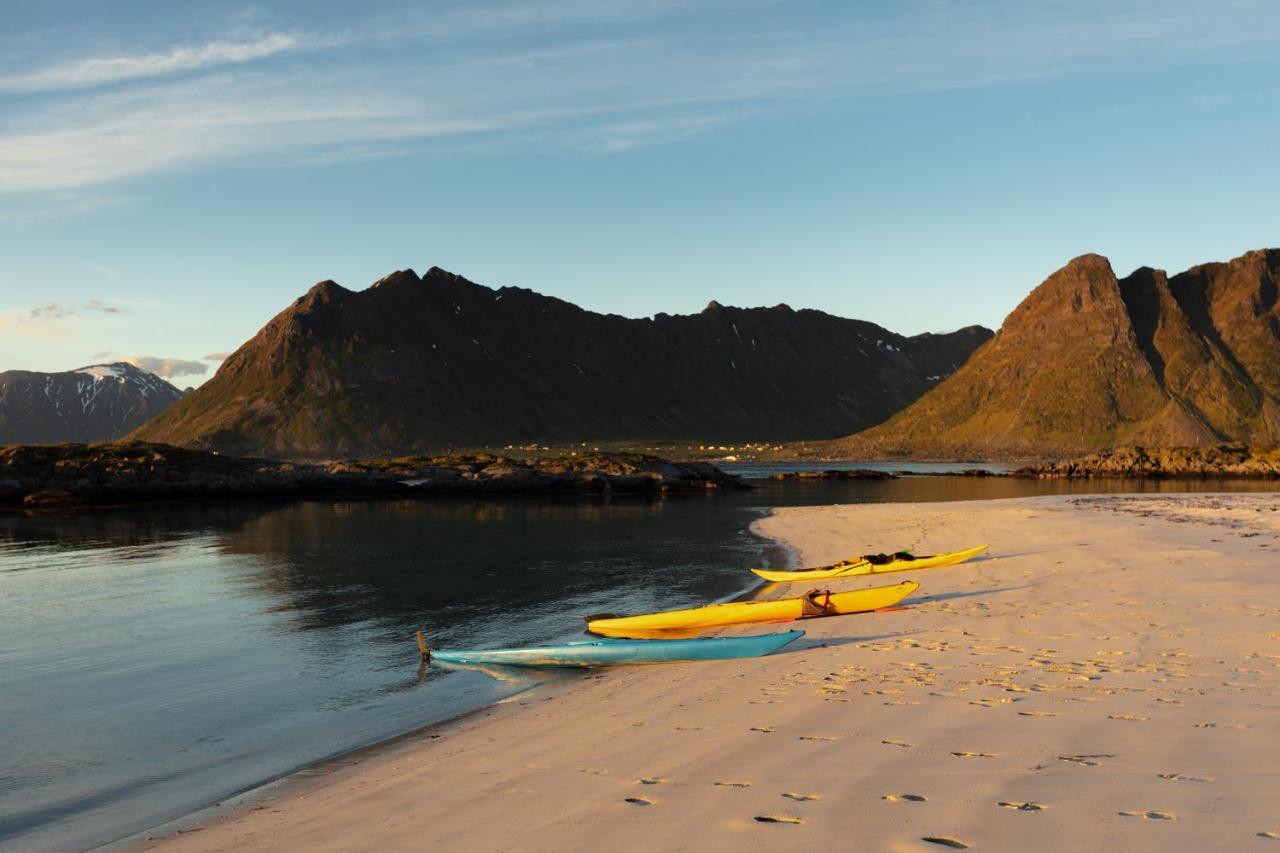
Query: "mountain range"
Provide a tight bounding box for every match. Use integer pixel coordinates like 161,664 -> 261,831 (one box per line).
132,268 -> 992,457
834,248 -> 1280,458
0,363 -> 183,445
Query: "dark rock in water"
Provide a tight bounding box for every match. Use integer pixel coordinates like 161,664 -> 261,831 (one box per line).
130,266 -> 991,457
771,468 -> 897,480
22,490 -> 82,510
1014,444 -> 1280,478
0,442 -> 747,509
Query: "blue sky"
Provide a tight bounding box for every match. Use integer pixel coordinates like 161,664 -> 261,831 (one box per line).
2,1 -> 1278,386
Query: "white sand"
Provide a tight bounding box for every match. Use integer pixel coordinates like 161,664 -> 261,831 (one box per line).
147,494 -> 1280,851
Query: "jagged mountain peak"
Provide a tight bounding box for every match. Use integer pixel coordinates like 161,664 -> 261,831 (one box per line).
133,266 -> 993,457
370,268 -> 421,289
834,248 -> 1280,458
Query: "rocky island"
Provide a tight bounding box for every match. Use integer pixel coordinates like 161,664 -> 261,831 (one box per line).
1014,444 -> 1280,478
0,442 -> 746,509
770,468 -> 897,480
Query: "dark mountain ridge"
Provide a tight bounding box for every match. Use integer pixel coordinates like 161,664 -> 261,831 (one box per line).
133,267 -> 992,457
834,248 -> 1280,458
0,363 -> 183,445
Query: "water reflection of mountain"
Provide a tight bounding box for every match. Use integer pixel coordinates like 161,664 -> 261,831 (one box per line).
213,497 -> 763,646
0,501 -> 278,552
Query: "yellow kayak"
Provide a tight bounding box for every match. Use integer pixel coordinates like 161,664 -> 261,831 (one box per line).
751,544 -> 988,583
585,580 -> 918,638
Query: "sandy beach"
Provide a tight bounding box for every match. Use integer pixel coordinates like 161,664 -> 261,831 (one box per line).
143,493 -> 1280,852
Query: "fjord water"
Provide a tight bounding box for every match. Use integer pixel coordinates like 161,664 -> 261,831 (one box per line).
2,474 -> 1276,851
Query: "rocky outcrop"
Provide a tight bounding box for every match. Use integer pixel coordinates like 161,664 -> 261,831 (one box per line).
0,442 -> 746,509
0,363 -> 182,444
770,469 -> 897,480
131,267 -> 991,457
833,249 -> 1280,458
1014,445 -> 1280,478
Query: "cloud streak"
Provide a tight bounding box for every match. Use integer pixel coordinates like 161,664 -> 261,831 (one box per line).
123,355 -> 208,378
84,299 -> 122,314
28,302 -> 74,320
1,1 -> 1277,198
0,33 -> 312,93
25,299 -> 124,319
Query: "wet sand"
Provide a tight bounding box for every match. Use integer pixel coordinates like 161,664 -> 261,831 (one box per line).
145,493 -> 1280,851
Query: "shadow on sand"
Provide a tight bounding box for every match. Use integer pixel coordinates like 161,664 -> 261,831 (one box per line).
909,583 -> 1033,605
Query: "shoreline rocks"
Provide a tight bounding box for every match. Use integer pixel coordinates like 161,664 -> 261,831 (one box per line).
1014,445 -> 1280,479
770,469 -> 897,480
0,443 -> 748,510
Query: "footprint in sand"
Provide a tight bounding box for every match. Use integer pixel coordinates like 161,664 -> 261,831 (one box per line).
883,793 -> 927,802
714,781 -> 752,788
1118,810 -> 1177,820
625,797 -> 653,806
1157,773 -> 1211,783
951,751 -> 997,758
998,801 -> 1046,811
1108,714 -> 1148,721
922,837 -> 970,848
1059,754 -> 1113,767
798,735 -> 837,741
1018,710 -> 1058,717
637,777 -> 667,785
1258,830 -> 1280,840
782,792 -> 821,801
750,726 -> 774,734
676,725 -> 705,731
754,814 -> 803,825
882,739 -> 912,748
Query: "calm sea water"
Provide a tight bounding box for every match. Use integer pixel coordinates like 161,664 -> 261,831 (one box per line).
1,474 -> 1275,851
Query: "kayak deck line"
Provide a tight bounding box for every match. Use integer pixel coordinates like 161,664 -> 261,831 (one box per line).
417,627 -> 807,668
583,580 -> 919,638
751,544 -> 989,582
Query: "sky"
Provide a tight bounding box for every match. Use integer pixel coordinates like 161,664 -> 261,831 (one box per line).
1,1 -> 1278,387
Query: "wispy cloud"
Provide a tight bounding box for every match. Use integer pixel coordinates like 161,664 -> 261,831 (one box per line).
0,33 -> 314,94
0,70 -> 530,191
575,113 -> 739,153
84,299 -> 122,314
202,351 -> 232,361
123,355 -> 208,378
1,1 -> 1276,200
24,299 -> 125,319
28,302 -> 74,320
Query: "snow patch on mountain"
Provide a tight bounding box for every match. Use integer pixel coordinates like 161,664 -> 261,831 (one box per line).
77,365 -> 126,380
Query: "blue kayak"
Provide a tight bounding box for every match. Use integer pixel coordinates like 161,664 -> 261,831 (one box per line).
419,629 -> 804,668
